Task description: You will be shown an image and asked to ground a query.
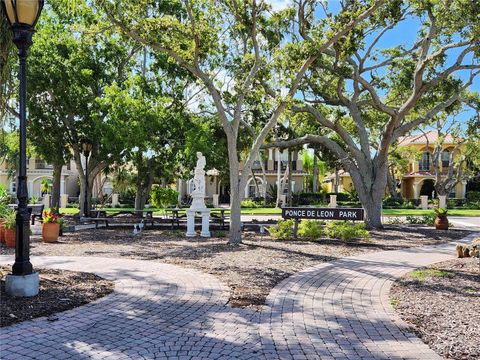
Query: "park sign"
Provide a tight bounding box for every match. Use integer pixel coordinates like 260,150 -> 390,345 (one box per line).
282,207 -> 364,221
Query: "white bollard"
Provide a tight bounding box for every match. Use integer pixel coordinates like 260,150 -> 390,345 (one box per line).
420,195 -> 429,210
60,194 -> 69,209
186,209 -> 196,237
329,195 -> 337,208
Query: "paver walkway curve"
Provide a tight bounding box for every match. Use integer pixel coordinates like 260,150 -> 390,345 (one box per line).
1,232 -> 477,360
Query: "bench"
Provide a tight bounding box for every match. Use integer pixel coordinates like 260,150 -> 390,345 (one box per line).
9,204 -> 45,225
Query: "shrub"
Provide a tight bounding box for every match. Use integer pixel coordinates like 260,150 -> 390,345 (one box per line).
297,220 -> 324,240
324,221 -> 370,241
406,213 -> 435,225
241,199 -> 263,208
3,209 -> 16,229
434,208 -> 448,216
292,192 -> 326,206
326,192 -> 351,202
150,186 -> 179,208
267,219 -> 294,239
466,191 -> 480,202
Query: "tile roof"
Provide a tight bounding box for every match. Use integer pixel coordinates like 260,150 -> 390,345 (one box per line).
397,130 -> 458,146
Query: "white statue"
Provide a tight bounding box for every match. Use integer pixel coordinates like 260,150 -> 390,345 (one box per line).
190,152 -> 207,210
192,152 -> 206,196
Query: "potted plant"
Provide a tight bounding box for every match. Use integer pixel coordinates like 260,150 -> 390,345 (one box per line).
434,208 -> 449,230
3,210 -> 17,248
0,203 -> 9,244
42,209 -> 61,243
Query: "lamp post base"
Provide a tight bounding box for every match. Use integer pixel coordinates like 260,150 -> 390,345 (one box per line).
5,272 -> 39,297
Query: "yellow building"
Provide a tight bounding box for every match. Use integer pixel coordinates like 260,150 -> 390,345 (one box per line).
322,131 -> 467,199
397,131 -> 466,199
0,158 -> 79,198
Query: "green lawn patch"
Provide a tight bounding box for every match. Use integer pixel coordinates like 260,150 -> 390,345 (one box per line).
383,209 -> 480,216
408,269 -> 452,282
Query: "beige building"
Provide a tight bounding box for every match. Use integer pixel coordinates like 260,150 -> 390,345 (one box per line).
322,131 -> 467,199
0,157 -> 112,201
181,148 -> 309,202
0,158 -> 78,199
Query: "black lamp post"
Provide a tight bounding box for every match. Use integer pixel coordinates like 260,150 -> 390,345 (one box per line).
81,139 -> 93,218
2,0 -> 44,297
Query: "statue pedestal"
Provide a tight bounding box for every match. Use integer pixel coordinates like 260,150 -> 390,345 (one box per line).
186,208 -> 211,238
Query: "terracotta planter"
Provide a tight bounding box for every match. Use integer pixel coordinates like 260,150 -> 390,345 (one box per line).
0,220 -> 5,244
4,228 -> 16,248
435,215 -> 449,230
42,222 -> 60,243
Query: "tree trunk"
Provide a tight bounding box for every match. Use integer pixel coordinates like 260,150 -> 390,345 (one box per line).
348,161 -> 388,229
334,167 -> 339,193
386,168 -> 400,199
228,161 -> 243,244
51,163 -> 62,210
313,154 -> 318,193
287,149 -> 292,206
276,149 -> 281,207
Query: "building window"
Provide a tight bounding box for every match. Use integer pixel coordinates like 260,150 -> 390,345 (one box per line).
441,150 -> 450,168
419,152 -> 430,171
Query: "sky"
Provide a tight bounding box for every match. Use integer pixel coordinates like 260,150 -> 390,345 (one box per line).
263,0 -> 479,131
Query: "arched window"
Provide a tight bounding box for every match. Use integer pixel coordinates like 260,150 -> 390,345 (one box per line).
419,152 -> 431,171
441,150 -> 450,168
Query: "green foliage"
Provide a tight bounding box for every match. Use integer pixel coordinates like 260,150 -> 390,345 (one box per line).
150,186 -> 179,208
3,209 -> 16,229
29,196 -> 39,205
267,219 -> 294,239
466,191 -> 480,202
241,199 -> 263,208
324,221 -> 370,241
434,208 -> 448,216
297,220 -> 324,240
406,214 -> 436,225
0,184 -> 9,205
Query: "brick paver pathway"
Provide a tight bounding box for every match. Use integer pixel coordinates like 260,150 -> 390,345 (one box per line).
1,233 -> 476,359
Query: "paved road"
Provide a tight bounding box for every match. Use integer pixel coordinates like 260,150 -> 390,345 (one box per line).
1,233 -> 477,359
448,216 -> 480,230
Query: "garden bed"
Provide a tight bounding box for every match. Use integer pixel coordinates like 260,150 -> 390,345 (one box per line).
390,258 -> 480,360
0,267 -> 114,327
1,225 -> 468,308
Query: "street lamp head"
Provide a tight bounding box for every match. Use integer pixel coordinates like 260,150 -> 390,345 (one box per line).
2,0 -> 44,49
1,0 -> 44,27
80,139 -> 93,156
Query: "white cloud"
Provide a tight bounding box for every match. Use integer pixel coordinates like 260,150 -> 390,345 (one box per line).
265,0 -> 291,11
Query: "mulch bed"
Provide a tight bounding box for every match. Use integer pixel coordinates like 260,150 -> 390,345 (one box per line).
0,225 -> 468,308
0,267 -> 114,328
390,258 -> 480,360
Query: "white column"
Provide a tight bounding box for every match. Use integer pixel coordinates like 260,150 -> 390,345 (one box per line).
461,181 -> 467,199
43,194 -> 51,208
268,148 -> 273,160
200,209 -> 211,238
413,182 -> 420,199
212,194 -> 219,208
60,179 -> 65,195
60,194 -> 69,209
111,193 -> 119,207
186,209 -> 196,237
28,181 -> 33,197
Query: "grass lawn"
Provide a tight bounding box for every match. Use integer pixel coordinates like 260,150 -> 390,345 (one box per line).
58,207 -> 480,217
382,209 -> 480,216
